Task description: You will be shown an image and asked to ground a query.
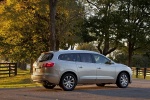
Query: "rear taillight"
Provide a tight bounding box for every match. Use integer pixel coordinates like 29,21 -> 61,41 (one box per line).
43,62 -> 54,67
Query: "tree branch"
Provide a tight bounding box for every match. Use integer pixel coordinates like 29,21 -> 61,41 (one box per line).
86,0 -> 100,9
106,47 -> 117,55
96,41 -> 103,54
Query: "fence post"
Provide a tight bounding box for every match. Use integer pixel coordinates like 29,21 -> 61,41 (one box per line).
136,68 -> 139,78
9,63 -> 11,77
15,63 -> 17,76
144,68 -> 146,79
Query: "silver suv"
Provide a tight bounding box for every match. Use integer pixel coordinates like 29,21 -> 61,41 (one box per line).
31,50 -> 132,91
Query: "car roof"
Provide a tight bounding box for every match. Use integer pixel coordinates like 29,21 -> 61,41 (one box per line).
42,50 -> 113,62
52,50 -> 100,54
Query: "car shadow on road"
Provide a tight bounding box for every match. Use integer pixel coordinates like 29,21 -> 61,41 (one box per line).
30,84 -> 150,100
74,85 -> 150,100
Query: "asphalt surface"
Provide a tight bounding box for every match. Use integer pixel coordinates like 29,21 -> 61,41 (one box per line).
0,79 -> 150,100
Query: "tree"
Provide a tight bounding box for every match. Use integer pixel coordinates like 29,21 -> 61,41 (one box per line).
81,0 -> 124,55
56,0 -> 84,50
0,0 -> 85,71
81,0 -> 150,67
49,0 -> 84,50
118,0 -> 150,67
76,43 -> 98,51
0,0 -> 50,70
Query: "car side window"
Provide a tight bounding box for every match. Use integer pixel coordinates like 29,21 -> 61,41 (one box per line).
58,53 -> 76,61
79,53 -> 93,63
93,54 -> 110,64
76,54 -> 81,62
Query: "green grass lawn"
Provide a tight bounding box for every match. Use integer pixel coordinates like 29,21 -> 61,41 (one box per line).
0,69 -> 41,88
132,74 -> 150,80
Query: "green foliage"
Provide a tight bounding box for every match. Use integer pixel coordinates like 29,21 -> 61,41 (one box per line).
132,55 -> 150,68
0,0 -> 50,63
117,0 -> 150,66
0,0 -> 150,68
0,0 -> 84,63
81,0 -> 150,67
76,43 -> 98,52
80,0 -> 126,55
114,53 -> 128,65
56,0 -> 84,50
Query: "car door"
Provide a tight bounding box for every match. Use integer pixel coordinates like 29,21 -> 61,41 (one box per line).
76,53 -> 97,84
92,54 -> 116,83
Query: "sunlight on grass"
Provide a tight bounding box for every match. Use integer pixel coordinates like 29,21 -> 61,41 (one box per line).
0,69 -> 41,88
132,75 -> 150,80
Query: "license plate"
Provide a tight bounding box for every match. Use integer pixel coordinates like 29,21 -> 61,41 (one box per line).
36,68 -> 41,72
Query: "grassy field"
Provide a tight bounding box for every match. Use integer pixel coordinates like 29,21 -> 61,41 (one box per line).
0,69 -> 41,88
132,75 -> 150,80
0,69 -> 149,88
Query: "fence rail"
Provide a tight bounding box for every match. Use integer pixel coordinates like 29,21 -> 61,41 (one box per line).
0,63 -> 17,78
132,67 -> 150,79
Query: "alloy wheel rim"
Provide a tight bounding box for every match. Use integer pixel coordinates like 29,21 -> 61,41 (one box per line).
63,75 -> 75,89
120,74 -> 128,87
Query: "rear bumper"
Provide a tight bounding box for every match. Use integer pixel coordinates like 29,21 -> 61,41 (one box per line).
31,74 -> 60,84
31,75 -> 43,83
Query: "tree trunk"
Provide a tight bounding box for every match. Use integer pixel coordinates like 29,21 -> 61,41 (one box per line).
56,38 -> 60,50
128,39 -> 133,67
103,33 -> 109,56
20,61 -> 27,70
49,0 -> 58,51
30,59 -> 34,73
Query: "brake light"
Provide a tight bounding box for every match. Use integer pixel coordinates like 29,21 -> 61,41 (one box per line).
43,62 -> 54,67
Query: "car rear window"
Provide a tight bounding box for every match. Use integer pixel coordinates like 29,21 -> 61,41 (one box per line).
38,53 -> 53,62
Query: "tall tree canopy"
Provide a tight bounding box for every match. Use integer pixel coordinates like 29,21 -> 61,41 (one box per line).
0,0 -> 150,69
0,0 -> 84,68
80,0 -> 150,67
118,0 -> 150,67
81,0 -> 125,55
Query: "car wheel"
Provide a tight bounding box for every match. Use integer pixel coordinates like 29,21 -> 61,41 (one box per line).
96,83 -> 105,87
116,72 -> 129,88
59,73 -> 77,91
43,81 -> 56,89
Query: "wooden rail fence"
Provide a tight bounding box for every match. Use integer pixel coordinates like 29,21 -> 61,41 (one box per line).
0,63 -> 149,79
132,67 -> 150,79
0,63 -> 17,78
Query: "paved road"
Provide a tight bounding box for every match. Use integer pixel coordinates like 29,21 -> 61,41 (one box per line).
0,79 -> 150,100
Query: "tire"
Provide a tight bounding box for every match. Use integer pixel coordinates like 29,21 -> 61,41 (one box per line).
59,73 -> 77,91
116,72 -> 129,88
43,81 -> 56,89
96,83 -> 105,87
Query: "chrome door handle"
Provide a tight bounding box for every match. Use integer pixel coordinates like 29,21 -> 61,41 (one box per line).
79,66 -> 83,68
97,67 -> 101,69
